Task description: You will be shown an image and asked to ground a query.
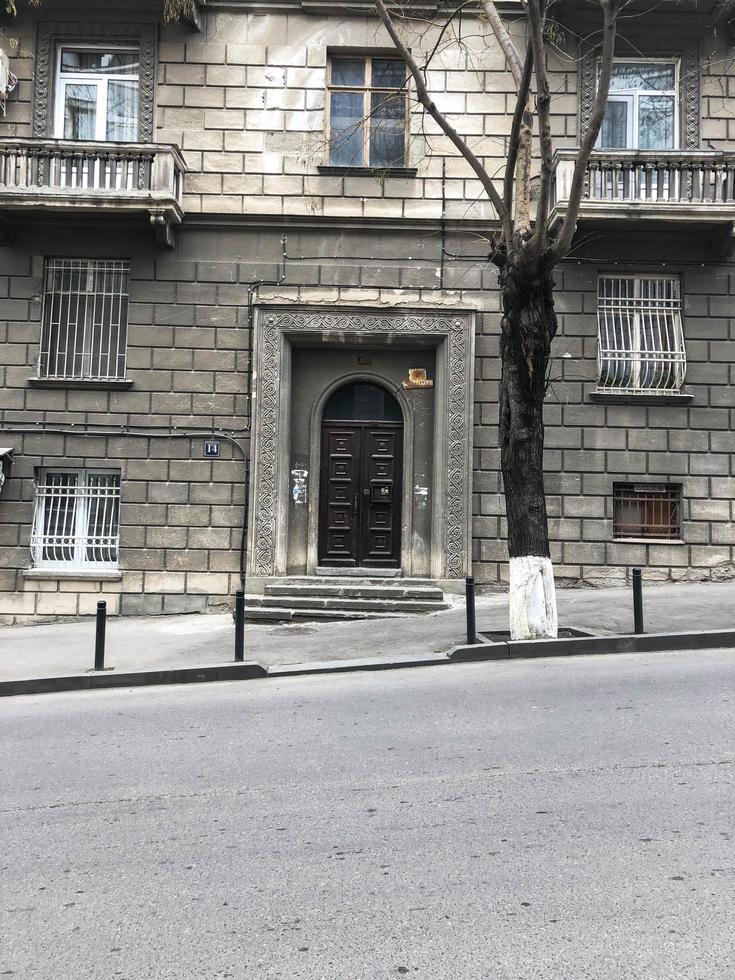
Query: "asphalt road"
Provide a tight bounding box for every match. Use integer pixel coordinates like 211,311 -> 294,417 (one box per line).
2,650 -> 734,979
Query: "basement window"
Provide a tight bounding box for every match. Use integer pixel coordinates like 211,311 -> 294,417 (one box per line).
613,483 -> 682,540
596,275 -> 686,394
30,469 -> 121,570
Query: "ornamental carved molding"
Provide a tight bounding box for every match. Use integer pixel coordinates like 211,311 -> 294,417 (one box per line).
33,22 -> 156,141
579,41 -> 700,149
252,308 -> 473,579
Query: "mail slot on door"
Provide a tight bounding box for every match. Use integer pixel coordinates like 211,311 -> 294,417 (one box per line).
371,484 -> 392,503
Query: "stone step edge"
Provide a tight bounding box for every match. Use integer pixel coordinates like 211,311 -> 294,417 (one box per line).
246,596 -> 450,612
263,585 -> 445,600
268,577 -> 441,587
245,606 -> 413,622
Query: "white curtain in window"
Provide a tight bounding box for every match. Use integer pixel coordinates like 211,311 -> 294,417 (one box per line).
107,79 -> 139,142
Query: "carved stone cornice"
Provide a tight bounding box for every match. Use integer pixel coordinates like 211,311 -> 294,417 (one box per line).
33,22 -> 156,142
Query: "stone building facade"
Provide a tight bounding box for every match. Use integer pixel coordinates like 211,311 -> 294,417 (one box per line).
0,0 -> 733,623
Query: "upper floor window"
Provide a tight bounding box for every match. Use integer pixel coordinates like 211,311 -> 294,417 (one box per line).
55,46 -> 140,142
39,258 -> 130,382
597,275 -> 686,393
599,61 -> 678,151
31,469 -> 121,570
327,55 -> 407,168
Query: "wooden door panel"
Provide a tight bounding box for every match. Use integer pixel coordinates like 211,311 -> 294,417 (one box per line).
319,422 -> 402,568
319,426 -> 359,565
360,427 -> 401,567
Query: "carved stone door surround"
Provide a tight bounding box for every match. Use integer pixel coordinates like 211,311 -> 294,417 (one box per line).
248,306 -> 475,581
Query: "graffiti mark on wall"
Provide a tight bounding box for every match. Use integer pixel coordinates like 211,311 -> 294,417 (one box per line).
291,468 -> 308,505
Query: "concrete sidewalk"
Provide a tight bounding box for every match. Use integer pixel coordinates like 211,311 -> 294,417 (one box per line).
0,580 -> 733,684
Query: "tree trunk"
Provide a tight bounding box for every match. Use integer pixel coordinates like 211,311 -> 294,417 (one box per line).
498,250 -> 558,640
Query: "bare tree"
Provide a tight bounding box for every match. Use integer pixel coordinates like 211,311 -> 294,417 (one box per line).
374,0 -> 621,639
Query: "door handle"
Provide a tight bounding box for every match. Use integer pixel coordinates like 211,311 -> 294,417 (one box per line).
353,493 -> 359,516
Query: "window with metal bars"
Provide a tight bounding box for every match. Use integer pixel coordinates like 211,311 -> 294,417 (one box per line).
30,469 -> 121,570
38,258 -> 130,382
597,275 -> 686,393
613,483 -> 682,540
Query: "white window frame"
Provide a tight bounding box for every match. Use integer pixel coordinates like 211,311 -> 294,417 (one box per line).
30,469 -> 121,571
596,274 -> 686,394
38,258 -> 130,382
53,43 -> 140,142
326,53 -> 408,168
598,58 -> 680,150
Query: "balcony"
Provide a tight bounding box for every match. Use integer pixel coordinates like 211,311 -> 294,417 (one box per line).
0,138 -> 186,247
551,149 -> 735,245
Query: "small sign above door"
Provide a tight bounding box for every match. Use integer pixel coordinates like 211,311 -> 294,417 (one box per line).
203,439 -> 221,458
402,368 -> 433,389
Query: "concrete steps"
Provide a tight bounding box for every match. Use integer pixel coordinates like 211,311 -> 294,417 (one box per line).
245,576 -> 449,623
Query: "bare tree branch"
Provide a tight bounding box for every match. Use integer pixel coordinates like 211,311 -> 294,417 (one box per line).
527,0 -> 554,246
421,0 -> 476,73
482,0 -> 524,88
551,0 -> 620,259
374,0 -> 512,237
503,42 -> 533,220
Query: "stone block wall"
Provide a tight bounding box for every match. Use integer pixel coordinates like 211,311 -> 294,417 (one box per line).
1,3 -> 734,623
0,224 -> 251,624
3,5 -> 734,217
2,220 -> 735,622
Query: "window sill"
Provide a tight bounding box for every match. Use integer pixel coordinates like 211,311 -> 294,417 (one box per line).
317,165 -> 417,178
589,390 -> 693,405
28,378 -> 134,390
611,538 -> 685,546
23,569 -> 123,581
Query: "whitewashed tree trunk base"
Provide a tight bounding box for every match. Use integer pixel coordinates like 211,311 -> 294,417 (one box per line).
509,556 -> 558,640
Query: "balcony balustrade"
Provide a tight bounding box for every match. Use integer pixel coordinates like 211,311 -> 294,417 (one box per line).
551,148 -> 735,231
0,138 -> 185,246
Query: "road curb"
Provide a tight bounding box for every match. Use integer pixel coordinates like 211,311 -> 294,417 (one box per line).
0,662 -> 266,698
268,652 -> 450,677
449,628 -> 735,662
1,628 -> 734,698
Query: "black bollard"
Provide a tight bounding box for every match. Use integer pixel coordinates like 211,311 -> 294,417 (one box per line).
234,589 -> 245,662
465,575 -> 477,645
94,600 -> 107,671
632,567 -> 644,634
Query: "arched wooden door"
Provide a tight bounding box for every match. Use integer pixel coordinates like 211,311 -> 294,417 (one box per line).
319,382 -> 403,568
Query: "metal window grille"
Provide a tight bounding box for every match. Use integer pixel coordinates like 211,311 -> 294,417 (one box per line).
30,469 -> 121,569
597,275 -> 685,393
38,258 -> 130,381
613,483 -> 681,540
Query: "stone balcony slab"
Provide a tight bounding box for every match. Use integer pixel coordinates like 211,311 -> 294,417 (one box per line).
0,137 -> 186,247
551,148 -> 735,251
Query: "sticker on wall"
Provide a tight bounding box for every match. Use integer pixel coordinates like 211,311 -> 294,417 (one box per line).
291,468 -> 308,505
402,368 -> 434,389
414,485 -> 429,510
